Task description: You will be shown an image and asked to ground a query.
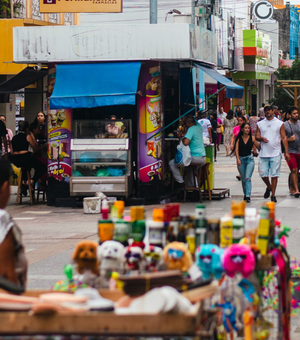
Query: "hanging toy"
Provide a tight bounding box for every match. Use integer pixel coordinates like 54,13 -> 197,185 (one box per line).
51,264 -> 89,292
238,278 -> 255,303
223,243 -> 255,278
216,296 -> 239,333
195,244 -> 224,280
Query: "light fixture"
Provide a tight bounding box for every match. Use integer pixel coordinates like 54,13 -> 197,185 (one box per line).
165,9 -> 182,21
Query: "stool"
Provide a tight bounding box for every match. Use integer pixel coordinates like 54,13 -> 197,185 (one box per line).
183,164 -> 203,203
36,180 -> 47,202
183,162 -> 211,203
16,168 -> 34,205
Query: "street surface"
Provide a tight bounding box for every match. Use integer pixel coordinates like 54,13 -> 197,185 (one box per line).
6,145 -> 300,336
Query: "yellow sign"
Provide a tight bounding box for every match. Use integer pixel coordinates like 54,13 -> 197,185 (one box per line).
40,0 -> 122,13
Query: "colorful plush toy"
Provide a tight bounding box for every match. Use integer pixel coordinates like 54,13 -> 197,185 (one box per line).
216,296 -> 239,333
195,244 -> 224,280
144,245 -> 164,272
223,243 -> 255,278
163,241 -> 193,273
72,240 -> 99,275
124,245 -> 144,272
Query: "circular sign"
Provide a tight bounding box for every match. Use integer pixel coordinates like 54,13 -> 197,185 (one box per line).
250,86 -> 258,95
253,1 -> 273,22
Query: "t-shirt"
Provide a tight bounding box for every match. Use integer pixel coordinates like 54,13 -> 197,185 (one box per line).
218,112 -> 227,123
257,117 -> 283,158
184,123 -> 206,157
197,118 -> 211,138
258,107 -> 265,119
284,120 -> 300,154
233,126 -> 253,137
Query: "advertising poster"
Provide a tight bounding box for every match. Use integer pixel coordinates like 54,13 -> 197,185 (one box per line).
47,65 -> 72,182
138,62 -> 163,183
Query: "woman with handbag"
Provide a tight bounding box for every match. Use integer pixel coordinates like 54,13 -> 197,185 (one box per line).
209,113 -> 220,162
232,122 -> 261,203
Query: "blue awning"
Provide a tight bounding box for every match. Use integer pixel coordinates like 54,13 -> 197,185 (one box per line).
50,62 -> 142,109
194,63 -> 244,99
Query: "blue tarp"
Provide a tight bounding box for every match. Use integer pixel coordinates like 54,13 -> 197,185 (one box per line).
50,62 -> 142,109
194,63 -> 244,99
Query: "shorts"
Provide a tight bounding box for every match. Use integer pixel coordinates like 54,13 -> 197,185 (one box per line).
287,153 -> 300,171
258,155 -> 282,178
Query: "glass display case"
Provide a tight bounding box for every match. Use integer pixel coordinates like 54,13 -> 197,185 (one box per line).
70,119 -> 133,197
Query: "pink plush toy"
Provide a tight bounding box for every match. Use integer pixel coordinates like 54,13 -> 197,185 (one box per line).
223,244 -> 255,278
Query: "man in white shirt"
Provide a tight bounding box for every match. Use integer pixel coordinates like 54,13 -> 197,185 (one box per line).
256,105 -> 290,203
218,107 -> 227,123
197,111 -> 212,143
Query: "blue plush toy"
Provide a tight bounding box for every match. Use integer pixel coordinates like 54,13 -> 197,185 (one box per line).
195,244 -> 224,280
216,296 -> 238,332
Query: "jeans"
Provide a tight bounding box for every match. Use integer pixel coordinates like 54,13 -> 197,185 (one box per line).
12,152 -> 47,182
169,156 -> 206,185
237,155 -> 255,197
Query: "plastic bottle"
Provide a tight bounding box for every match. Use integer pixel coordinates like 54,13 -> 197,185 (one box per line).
146,220 -> 164,247
131,220 -> 146,242
257,206 -> 270,255
114,201 -> 125,218
245,208 -> 257,244
101,199 -> 109,220
130,206 -> 145,222
166,204 -> 180,237
220,216 -> 233,248
113,219 -> 131,246
206,218 -> 220,245
98,219 -> 114,243
266,201 -> 275,249
231,201 -> 245,243
195,204 -> 207,246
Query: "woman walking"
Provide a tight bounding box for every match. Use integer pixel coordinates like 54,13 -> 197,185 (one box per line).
210,112 -> 221,161
223,110 -> 237,156
232,122 -> 261,203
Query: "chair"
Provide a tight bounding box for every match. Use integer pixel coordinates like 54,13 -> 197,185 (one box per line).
183,162 -> 211,203
16,168 -> 34,205
36,180 -> 47,202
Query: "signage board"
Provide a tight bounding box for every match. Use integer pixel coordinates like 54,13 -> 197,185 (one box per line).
252,1 -> 273,23
40,0 -> 122,13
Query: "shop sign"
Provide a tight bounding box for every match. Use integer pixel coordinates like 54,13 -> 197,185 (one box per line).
250,86 -> 258,95
40,0 -> 122,13
47,64 -> 72,182
252,1 -> 273,24
138,62 -> 163,183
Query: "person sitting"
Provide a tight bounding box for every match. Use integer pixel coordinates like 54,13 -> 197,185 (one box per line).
11,121 -> 47,187
169,115 -> 206,189
0,157 -> 27,290
0,115 -> 13,158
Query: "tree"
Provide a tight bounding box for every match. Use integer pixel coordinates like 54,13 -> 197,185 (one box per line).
268,59 -> 300,112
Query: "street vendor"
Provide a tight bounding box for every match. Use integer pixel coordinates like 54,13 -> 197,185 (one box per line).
169,115 -> 206,189
0,158 -> 27,289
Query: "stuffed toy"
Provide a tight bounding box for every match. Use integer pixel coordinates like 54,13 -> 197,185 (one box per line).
72,240 -> 99,275
144,245 -> 164,272
216,296 -> 239,333
223,243 -> 255,278
97,240 -> 125,278
195,244 -> 224,280
163,241 -> 193,273
124,245 -> 144,272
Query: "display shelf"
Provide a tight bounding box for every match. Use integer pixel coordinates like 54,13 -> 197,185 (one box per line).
73,162 -> 127,166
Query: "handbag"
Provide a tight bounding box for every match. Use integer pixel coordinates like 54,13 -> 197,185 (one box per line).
174,140 -> 192,166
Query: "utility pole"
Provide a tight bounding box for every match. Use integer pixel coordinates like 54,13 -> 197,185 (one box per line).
150,0 -> 157,24
191,0 -> 195,25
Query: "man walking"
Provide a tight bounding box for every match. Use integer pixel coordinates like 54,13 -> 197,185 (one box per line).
198,111 -> 212,143
218,107 -> 227,123
256,105 -> 290,202
284,107 -> 300,197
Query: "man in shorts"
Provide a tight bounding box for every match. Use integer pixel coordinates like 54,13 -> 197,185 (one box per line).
256,105 -> 290,203
284,106 -> 300,197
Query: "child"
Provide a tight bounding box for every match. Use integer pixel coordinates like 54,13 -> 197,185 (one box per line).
0,158 -> 27,290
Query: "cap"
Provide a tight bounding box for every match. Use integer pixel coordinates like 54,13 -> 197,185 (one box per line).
264,105 -> 272,112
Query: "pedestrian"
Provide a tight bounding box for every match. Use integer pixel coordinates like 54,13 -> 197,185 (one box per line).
218,107 -> 227,123
209,112 -> 221,161
0,115 -> 13,158
232,122 -> 261,203
273,106 -> 280,119
282,111 -> 291,122
0,120 -> 7,158
198,111 -> 212,144
249,110 -> 259,136
231,116 -> 247,151
169,115 -> 206,189
235,106 -> 241,117
284,106 -> 300,197
242,109 -> 249,121
258,103 -> 265,120
256,105 -> 290,203
223,110 -> 237,156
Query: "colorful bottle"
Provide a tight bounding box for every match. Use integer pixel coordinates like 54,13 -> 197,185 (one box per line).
257,206 -> 270,256
130,206 -> 145,222
101,199 -> 109,220
146,220 -> 164,247
114,201 -> 125,218
220,216 -> 233,248
266,202 -> 275,249
206,218 -> 220,245
98,219 -> 114,243
113,219 -> 131,246
195,204 -> 207,246
131,220 -> 146,242
231,201 -> 245,243
244,208 -> 257,244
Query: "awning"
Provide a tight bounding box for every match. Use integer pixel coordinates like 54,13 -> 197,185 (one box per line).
50,62 -> 142,109
194,63 -> 244,98
0,67 -> 47,93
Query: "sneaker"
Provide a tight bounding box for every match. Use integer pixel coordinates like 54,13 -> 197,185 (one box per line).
245,197 -> 251,203
243,195 -> 246,201
264,187 -> 271,199
236,175 -> 241,181
271,195 -> 277,203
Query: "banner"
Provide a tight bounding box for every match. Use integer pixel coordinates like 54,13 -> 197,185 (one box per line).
138,62 -> 163,183
47,65 -> 72,182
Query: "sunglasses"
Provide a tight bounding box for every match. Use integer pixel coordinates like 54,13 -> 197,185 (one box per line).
144,252 -> 161,261
168,248 -> 184,259
230,255 -> 246,260
199,255 -> 212,261
125,252 -> 141,259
